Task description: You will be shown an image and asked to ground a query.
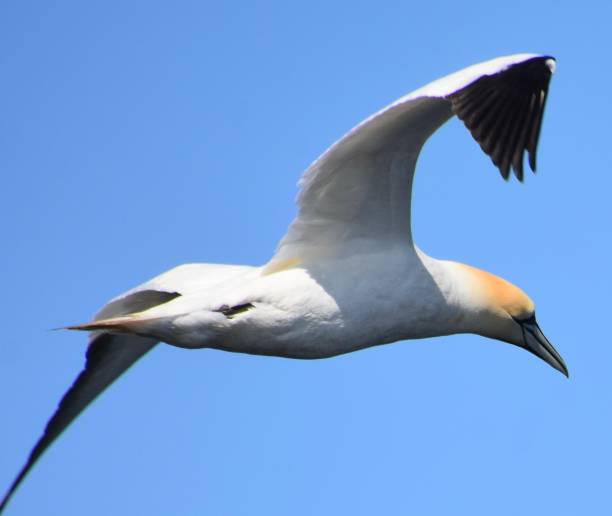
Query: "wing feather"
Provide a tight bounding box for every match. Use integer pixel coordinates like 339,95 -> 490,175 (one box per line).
273,54 -> 554,262
1,263 -> 255,512
0,334 -> 157,513
448,55 -> 553,180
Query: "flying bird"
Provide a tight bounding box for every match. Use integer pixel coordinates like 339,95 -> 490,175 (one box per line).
0,53 -> 567,513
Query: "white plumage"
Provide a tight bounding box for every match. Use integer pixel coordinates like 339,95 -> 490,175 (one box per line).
0,53 -> 566,513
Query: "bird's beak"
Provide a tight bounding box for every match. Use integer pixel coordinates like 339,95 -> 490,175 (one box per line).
519,317 -> 569,377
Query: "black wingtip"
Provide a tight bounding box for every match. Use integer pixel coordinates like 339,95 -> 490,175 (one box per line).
448,55 -> 554,182
0,334 -> 158,514
0,455 -> 38,514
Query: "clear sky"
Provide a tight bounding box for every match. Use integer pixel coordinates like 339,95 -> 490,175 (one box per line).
1,2 -> 610,515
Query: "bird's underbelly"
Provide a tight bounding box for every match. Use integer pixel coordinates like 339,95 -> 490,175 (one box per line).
161,258 -> 448,358
206,298 -> 437,359
210,318 -> 386,359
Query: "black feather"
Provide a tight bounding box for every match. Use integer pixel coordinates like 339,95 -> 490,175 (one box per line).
448,56 -> 554,180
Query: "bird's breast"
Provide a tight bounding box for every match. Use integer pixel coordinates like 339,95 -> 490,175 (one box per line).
210,252 -> 451,358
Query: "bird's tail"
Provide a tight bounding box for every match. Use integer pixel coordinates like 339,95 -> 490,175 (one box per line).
65,314 -> 153,333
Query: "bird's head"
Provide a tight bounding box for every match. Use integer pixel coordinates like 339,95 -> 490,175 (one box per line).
454,263 -> 568,377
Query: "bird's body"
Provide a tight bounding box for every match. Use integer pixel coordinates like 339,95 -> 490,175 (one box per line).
1,53 -> 568,513
112,249 -> 462,358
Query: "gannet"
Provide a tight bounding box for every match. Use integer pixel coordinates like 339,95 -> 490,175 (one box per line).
0,53 -> 567,513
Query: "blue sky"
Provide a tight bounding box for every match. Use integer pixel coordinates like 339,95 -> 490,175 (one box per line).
1,2 -> 610,515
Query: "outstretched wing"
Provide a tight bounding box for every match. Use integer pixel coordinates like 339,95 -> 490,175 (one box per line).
273,54 -> 554,262
1,263 -> 254,513
0,333 -> 158,513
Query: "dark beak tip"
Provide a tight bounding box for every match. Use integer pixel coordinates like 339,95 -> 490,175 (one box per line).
519,318 -> 568,379
549,352 -> 569,378
545,354 -> 569,379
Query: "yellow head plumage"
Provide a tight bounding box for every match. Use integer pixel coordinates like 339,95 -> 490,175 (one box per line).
456,263 -> 534,320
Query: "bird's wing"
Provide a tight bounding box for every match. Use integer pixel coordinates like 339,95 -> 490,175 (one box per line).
0,333 -> 158,513
96,263 -> 255,320
1,263 -> 254,512
273,54 -> 554,262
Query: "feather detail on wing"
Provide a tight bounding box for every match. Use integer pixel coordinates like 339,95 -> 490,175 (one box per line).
273,54 -> 555,263
448,56 -> 554,180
